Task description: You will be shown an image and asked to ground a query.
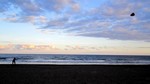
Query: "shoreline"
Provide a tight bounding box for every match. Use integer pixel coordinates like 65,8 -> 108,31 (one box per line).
1,63 -> 150,65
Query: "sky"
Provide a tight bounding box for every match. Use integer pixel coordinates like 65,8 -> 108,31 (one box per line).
0,0 -> 150,55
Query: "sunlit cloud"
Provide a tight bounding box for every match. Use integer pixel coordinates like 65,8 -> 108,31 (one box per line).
0,45 -> 7,50
0,44 -> 59,51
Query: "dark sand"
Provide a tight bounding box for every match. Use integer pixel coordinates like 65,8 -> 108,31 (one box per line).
0,64 -> 150,84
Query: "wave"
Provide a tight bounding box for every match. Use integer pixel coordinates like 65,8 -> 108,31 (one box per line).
0,54 -> 150,65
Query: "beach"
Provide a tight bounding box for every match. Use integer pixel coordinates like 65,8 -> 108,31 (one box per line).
0,65 -> 150,84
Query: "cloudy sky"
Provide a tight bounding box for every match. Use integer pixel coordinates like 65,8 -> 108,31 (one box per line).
0,0 -> 150,55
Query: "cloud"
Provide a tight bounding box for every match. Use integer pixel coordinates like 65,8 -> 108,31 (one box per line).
138,47 -> 150,49
0,0 -> 150,41
52,0 -> 80,11
0,0 -> 41,15
15,44 -> 58,50
71,3 -> 80,12
38,0 -> 150,41
0,44 -> 59,51
64,45 -> 104,51
0,0 -> 79,23
65,45 -> 85,50
1,15 -> 48,24
0,0 -> 80,15
0,45 -> 7,50
42,16 -> 69,29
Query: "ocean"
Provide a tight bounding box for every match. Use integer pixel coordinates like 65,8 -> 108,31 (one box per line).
0,54 -> 150,65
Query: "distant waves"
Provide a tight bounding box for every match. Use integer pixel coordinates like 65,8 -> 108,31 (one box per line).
0,54 -> 150,65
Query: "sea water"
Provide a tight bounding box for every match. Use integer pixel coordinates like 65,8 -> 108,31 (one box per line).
0,54 -> 150,65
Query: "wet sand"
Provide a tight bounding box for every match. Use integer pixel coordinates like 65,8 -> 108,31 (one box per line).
0,64 -> 150,84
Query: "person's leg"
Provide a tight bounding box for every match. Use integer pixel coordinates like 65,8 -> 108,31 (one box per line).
12,61 -> 15,64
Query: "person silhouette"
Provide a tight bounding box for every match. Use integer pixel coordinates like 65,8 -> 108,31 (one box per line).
12,57 -> 16,64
